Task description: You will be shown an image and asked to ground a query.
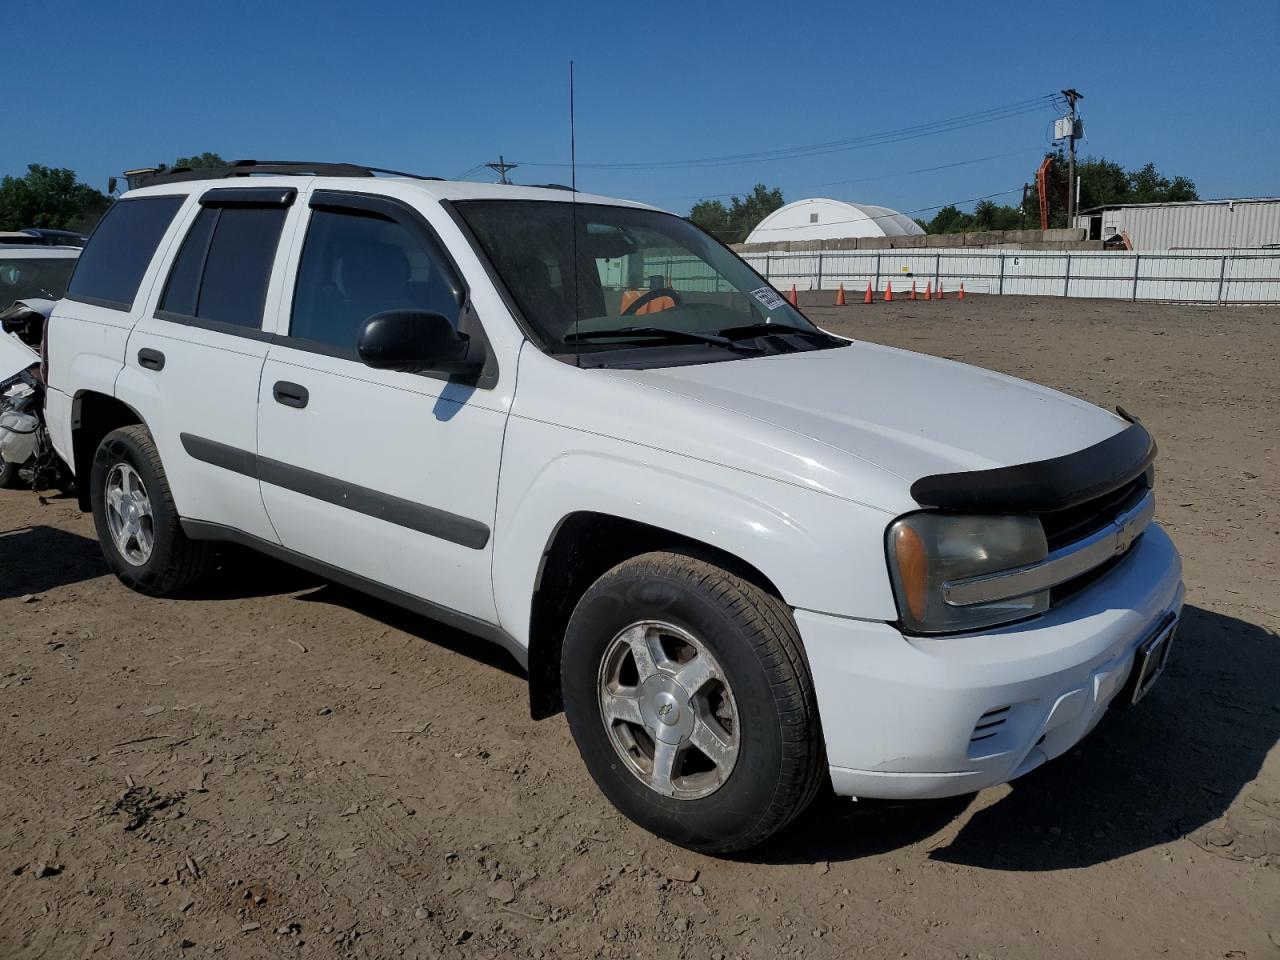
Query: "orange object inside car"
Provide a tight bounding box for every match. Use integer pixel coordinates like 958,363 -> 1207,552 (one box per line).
619,287 -> 676,315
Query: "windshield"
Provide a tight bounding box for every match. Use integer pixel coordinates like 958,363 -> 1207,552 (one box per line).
0,255 -> 76,303
454,200 -> 840,363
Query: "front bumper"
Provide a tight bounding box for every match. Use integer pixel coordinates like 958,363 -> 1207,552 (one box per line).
797,523 -> 1184,800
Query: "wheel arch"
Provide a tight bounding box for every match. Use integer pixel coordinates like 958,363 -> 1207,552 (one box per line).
71,390 -> 145,511
525,511 -> 783,720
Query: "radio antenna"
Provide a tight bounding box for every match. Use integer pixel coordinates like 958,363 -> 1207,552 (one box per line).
569,60 -> 581,367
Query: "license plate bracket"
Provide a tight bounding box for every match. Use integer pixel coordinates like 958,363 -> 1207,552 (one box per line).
1122,615 -> 1177,706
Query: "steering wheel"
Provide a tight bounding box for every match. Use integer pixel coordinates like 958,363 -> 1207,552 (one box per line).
622,286 -> 682,317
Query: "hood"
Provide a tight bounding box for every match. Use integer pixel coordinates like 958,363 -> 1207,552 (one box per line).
0,298 -> 47,380
610,340 -> 1128,511
1,331 -> 38,380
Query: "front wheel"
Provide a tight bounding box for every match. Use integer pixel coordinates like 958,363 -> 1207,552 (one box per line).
90,424 -> 213,595
561,551 -> 826,854
0,455 -> 24,489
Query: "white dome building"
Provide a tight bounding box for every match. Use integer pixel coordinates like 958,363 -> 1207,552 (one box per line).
745,198 -> 924,244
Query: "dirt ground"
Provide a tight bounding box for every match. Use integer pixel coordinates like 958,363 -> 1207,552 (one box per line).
2,295 -> 1278,960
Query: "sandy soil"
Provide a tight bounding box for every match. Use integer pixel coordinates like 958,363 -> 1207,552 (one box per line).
2,296 -> 1278,960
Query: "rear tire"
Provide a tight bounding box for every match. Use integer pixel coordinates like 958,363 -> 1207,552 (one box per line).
90,424 -> 213,596
561,551 -> 826,854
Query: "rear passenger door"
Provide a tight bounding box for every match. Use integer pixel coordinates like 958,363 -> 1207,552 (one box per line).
256,190 -> 506,624
122,187 -> 297,542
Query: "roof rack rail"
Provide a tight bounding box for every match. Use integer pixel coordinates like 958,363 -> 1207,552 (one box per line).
528,183 -> 577,192
134,160 -> 444,188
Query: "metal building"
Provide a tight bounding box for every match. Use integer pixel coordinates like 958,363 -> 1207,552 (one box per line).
1074,198 -> 1280,251
746,198 -> 924,245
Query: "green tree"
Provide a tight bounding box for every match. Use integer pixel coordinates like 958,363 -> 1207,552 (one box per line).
1038,153 -> 1199,226
973,199 -> 1023,231
1126,162 -> 1197,204
924,204 -> 974,234
727,184 -> 784,243
689,199 -> 731,240
1076,156 -> 1129,212
690,184 -> 784,244
172,152 -> 226,170
0,164 -> 110,231
921,155 -> 1201,234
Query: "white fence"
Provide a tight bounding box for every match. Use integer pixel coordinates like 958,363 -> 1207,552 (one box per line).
730,248 -> 1280,304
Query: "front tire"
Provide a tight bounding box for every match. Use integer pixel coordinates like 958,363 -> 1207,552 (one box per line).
561,551 -> 826,854
90,425 -> 212,596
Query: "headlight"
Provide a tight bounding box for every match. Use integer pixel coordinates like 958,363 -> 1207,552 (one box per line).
886,512 -> 1048,634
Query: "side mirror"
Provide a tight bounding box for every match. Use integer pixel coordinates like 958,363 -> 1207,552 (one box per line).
357,310 -> 483,377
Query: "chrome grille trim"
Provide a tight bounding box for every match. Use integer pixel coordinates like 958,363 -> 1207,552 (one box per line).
942,490 -> 1155,607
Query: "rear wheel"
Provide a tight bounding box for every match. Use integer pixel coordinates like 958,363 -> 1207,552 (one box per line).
90,425 -> 213,595
561,551 -> 826,854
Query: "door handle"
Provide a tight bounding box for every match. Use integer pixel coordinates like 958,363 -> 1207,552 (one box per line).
273,381 -> 309,409
138,348 -> 165,371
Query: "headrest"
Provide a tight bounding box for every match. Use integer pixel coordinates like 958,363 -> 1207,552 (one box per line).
340,242 -> 410,303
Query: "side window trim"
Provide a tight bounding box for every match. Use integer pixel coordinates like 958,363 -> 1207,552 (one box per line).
154,309 -> 277,343
274,191 -> 499,389
306,190 -> 465,309
199,186 -> 297,209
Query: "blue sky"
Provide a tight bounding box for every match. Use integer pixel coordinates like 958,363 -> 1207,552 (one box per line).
10,0 -> 1278,216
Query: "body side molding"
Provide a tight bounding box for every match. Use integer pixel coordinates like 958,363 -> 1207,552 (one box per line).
179,433 -> 491,549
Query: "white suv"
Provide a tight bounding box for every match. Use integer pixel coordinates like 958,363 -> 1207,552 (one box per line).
45,161 -> 1183,853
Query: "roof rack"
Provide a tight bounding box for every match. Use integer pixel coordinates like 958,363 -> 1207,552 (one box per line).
135,160 -> 443,188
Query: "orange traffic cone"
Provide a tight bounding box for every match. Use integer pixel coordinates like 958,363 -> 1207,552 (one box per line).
835,283 -> 846,306
863,281 -> 873,304
958,283 -> 966,300
788,284 -> 798,307
924,281 -> 932,300
909,281 -> 917,300
884,281 -> 894,302
935,282 -> 944,300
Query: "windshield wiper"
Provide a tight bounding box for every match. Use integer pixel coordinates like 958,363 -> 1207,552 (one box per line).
563,326 -> 763,353
715,321 -> 820,341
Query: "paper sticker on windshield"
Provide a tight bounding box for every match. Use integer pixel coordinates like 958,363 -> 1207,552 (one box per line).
750,286 -> 787,311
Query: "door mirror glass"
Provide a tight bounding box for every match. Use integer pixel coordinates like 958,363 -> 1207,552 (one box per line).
357,310 -> 481,376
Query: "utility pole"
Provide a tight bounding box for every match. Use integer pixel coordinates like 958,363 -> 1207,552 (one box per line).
485,155 -> 518,185
1062,88 -> 1084,224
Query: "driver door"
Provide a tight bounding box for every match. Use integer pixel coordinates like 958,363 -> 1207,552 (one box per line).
256,191 -> 508,623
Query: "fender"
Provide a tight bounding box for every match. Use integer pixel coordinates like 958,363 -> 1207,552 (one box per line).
490,415 -> 899,650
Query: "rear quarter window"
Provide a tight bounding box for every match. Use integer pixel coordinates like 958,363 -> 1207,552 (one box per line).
66,195 -> 184,310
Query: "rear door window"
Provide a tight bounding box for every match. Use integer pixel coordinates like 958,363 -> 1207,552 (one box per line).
159,205 -> 288,332
66,196 -> 184,310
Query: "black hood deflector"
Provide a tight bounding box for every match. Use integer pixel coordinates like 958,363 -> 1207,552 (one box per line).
909,409 -> 1156,514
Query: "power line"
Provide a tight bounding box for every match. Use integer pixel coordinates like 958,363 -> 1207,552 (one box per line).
678,149 -> 1037,203
484,155 -> 519,185
512,94 -> 1060,171
819,150 -> 1036,187
452,162 -> 491,181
